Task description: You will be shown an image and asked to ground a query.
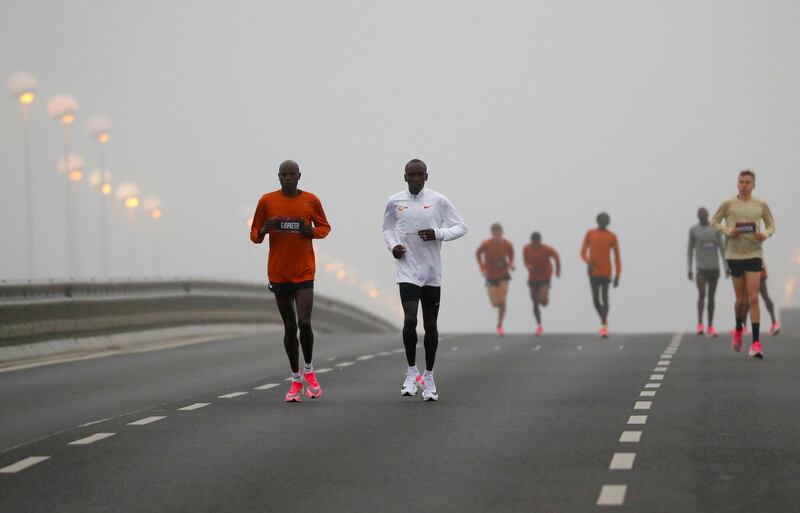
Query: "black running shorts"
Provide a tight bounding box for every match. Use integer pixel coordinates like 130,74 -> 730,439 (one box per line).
398,283 -> 441,309
726,258 -> 763,278
697,269 -> 720,281
269,280 -> 314,297
528,279 -> 551,288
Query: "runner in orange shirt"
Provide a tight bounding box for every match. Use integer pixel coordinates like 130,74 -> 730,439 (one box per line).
523,232 -> 560,336
476,223 -> 515,336
250,160 -> 331,402
580,212 -> 621,337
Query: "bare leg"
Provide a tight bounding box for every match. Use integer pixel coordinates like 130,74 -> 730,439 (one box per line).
590,278 -> 604,323
274,294 -> 300,373
294,288 -> 315,366
760,278 -> 776,324
529,284 -> 542,325
496,281 -> 509,326
731,275 -> 748,329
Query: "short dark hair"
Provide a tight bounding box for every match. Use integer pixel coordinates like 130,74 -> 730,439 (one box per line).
405,159 -> 426,173
597,212 -> 610,224
531,232 -> 541,241
491,223 -> 502,232
739,169 -> 755,180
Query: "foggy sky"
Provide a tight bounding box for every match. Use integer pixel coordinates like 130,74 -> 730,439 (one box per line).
1,1 -> 799,333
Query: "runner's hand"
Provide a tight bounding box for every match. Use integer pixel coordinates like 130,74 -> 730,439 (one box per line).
480,268 -> 487,278
613,276 -> 620,288
755,232 -> 767,242
418,229 -> 436,242
688,272 -> 694,281
260,218 -> 280,236
556,270 -> 561,279
509,263 -> 516,272
300,224 -> 314,238
392,245 -> 406,259
727,229 -> 740,238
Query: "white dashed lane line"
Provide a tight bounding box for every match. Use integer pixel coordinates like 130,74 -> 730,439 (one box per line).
619,431 -> 642,443
627,415 -> 647,425
639,391 -> 656,397
314,368 -> 334,374
128,416 -> 166,426
649,374 -> 664,381
218,392 -> 248,399
392,349 -> 405,354
634,401 -> 652,410
618,345 -> 624,350
68,433 -> 115,445
334,362 -> 356,367
253,383 -> 280,390
78,417 -> 113,428
451,346 -> 459,351
493,345 -> 501,351
597,485 -> 627,506
0,456 -> 50,474
657,360 -> 670,366
609,453 -> 636,470
644,383 -> 661,389
654,366 -> 668,372
377,351 -> 393,356
532,345 -> 541,351
178,403 -> 211,411
356,355 -> 375,361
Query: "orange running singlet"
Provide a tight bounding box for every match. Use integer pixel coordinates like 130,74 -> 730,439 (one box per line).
250,190 -> 331,283
523,244 -> 560,282
477,238 -> 514,280
580,229 -> 621,278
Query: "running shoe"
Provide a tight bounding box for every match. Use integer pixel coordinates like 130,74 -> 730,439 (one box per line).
731,329 -> 743,352
696,323 -> 705,335
706,326 -> 718,338
535,325 -> 544,337
770,322 -> 781,336
600,325 -> 609,338
303,371 -> 322,399
497,325 -> 505,337
401,369 -> 421,396
748,341 -> 763,359
285,381 -> 303,402
421,373 -> 438,401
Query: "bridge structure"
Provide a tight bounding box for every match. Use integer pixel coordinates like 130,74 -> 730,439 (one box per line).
1,279 -> 799,512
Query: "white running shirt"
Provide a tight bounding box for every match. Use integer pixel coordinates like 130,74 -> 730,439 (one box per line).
382,188 -> 468,287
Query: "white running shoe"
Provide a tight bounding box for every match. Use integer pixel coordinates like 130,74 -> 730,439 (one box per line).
401,368 -> 420,396
421,373 -> 438,401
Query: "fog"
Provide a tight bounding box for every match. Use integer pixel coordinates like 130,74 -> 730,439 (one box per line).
2,1 -> 798,333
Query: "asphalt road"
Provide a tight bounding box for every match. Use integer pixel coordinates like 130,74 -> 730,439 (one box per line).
1,328 -> 798,513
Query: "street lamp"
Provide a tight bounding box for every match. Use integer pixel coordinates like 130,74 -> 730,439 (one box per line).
116,182 -> 140,277
48,94 -> 79,278
143,196 -> 162,276
86,115 -> 113,276
6,72 -> 38,278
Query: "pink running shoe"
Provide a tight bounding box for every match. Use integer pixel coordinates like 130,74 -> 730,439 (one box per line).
285,381 -> 303,402
697,323 -> 705,335
706,326 -> 718,338
535,325 -> 544,337
497,325 -> 505,337
770,322 -> 781,336
303,371 -> 323,399
600,325 -> 609,338
748,341 -> 763,359
731,329 -> 743,352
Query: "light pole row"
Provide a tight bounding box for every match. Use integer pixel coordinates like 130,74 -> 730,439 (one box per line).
6,71 -> 165,280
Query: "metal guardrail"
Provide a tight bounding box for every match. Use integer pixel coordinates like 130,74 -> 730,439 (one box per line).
0,279 -> 397,346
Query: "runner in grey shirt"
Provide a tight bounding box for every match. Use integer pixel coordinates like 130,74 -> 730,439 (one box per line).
687,207 -> 727,337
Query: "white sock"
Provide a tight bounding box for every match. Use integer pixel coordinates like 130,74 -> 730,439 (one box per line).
408,365 -> 419,375
291,372 -> 301,382
303,362 -> 313,374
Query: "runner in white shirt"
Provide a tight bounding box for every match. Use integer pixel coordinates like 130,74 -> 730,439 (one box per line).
382,159 -> 468,401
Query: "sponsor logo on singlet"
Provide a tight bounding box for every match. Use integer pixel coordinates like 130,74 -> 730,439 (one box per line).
276,217 -> 303,233
735,221 -> 756,234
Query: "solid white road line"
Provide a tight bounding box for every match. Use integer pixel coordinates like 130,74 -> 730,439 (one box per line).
128,416 -> 166,426
335,361 -> 356,367
628,415 -> 647,425
597,485 -> 627,506
609,453 -> 636,470
78,417 -> 113,428
218,392 -> 248,399
644,383 -> 661,389
654,367 -> 668,372
253,383 -> 280,390
356,355 -> 375,361
178,402 -> 211,411
69,433 -> 115,445
649,374 -> 664,381
634,401 -> 652,410
619,431 -> 642,443
0,456 -> 50,474
639,391 -> 656,397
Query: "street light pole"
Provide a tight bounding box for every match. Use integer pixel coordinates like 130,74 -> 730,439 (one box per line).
6,72 -> 38,278
48,94 -> 79,278
86,115 -> 112,277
